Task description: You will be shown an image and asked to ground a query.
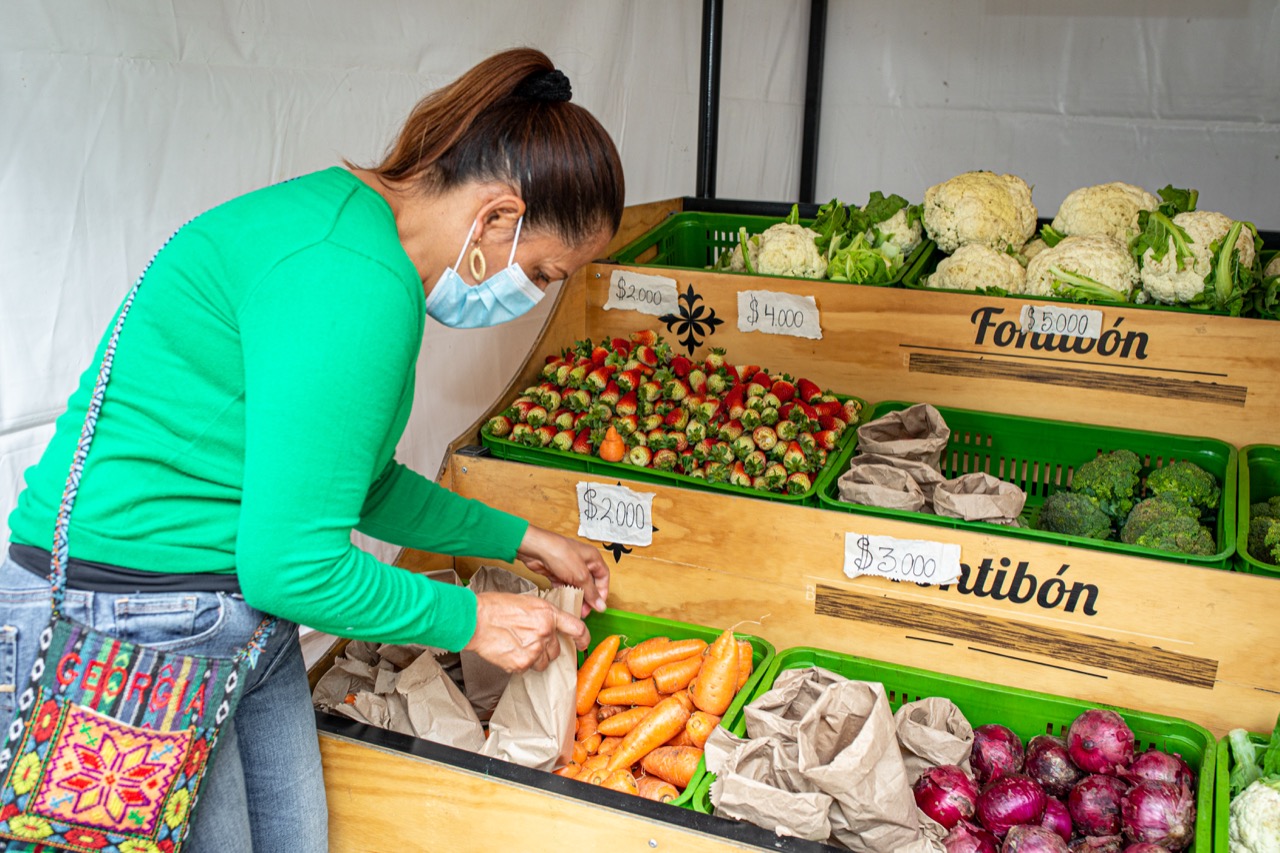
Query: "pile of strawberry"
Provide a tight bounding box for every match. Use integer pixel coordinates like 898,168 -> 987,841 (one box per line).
482,331 -> 862,495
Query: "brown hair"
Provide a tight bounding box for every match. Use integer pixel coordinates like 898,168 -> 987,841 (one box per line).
363,48 -> 624,246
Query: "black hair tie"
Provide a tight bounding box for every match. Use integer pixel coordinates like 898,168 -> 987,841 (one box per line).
516,69 -> 572,103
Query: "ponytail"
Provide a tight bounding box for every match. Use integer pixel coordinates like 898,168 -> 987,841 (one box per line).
362,48 -> 624,246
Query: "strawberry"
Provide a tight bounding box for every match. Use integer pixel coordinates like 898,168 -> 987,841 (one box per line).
638,380 -> 662,404
566,363 -> 589,388
541,359 -> 563,380
708,441 -> 736,465
616,368 -> 643,393
759,407 -> 780,426
776,419 -> 799,442
536,383 -> 563,411
685,420 -> 707,443
670,355 -> 692,378
813,430 -> 840,452
693,399 -> 721,424
525,405 -> 548,427
629,431 -> 648,448
640,413 -> 664,432
752,425 -> 778,451
785,471 -> 812,495
717,419 -> 744,442
626,445 -> 653,467
635,345 -> 659,367
654,400 -> 675,417
590,345 -> 610,367
677,450 -> 699,473
797,377 -> 822,404
704,461 -> 730,483
726,398 -> 747,422
652,448 -> 678,471
612,414 -> 639,435
692,438 -> 716,462
612,392 -> 637,417
751,475 -> 769,491
544,352 -> 562,365
590,402 -> 613,422
681,393 -> 704,412
843,399 -> 864,423
703,347 -> 727,370
664,408 -> 690,430
666,430 -> 689,452
736,364 -> 760,382
533,425 -> 557,447
585,365 -> 615,393
783,441 -> 808,474
745,381 -> 768,399
663,377 -> 690,402
705,371 -> 731,396
796,432 -> 816,456
629,329 -> 658,347
572,411 -> 591,429
812,400 -> 843,418
739,409 -> 761,430
554,363 -> 574,386
512,399 -> 536,420
610,337 -> 632,356
646,427 -> 671,449
743,449 -> 768,477
771,378 -> 796,403
552,409 -> 576,431
598,381 -> 621,408
484,414 -> 513,437
813,447 -> 828,467
763,462 -> 787,490
749,371 -> 772,387
686,464 -> 706,479
729,461 -> 752,488
687,368 -> 708,395
817,414 -> 844,433
760,392 -> 781,410
511,422 -> 534,445
731,434 -> 757,460
551,429 -> 575,452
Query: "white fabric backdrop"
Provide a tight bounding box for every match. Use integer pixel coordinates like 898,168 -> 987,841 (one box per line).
2,0 -> 1277,556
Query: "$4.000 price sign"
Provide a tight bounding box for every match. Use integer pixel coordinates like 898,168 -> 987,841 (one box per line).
737,290 -> 822,340
576,482 -> 655,546
1018,303 -> 1103,340
604,269 -> 679,317
843,532 -> 962,586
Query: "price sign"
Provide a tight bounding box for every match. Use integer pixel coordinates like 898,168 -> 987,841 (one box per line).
605,270 -> 679,317
1018,304 -> 1103,340
737,290 -> 822,340
843,532 -> 961,585
576,482 -> 654,546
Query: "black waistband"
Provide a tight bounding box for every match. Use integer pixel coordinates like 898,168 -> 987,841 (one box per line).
9,543 -> 242,594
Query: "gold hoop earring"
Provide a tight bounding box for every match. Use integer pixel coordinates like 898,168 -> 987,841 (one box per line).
469,246 -> 486,281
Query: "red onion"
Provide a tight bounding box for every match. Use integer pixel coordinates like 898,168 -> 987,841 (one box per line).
1120,845 -> 1168,853
1120,779 -> 1196,851
915,765 -> 980,829
977,775 -> 1047,837
1026,735 -> 1087,799
1040,798 -> 1072,843
973,724 -> 1026,786
1002,825 -> 1069,853
944,820 -> 1001,853
1068,774 -> 1130,837
1067,837 -> 1123,853
1067,710 -> 1135,775
1124,748 -> 1194,793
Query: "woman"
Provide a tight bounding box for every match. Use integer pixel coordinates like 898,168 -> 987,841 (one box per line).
0,48 -> 622,850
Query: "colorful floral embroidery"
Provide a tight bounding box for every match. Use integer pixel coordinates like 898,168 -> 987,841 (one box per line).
162,787 -> 190,829
182,738 -> 209,779
11,752 -> 44,796
118,838 -> 163,853
7,812 -> 54,840
63,826 -> 110,849
32,700 -> 61,743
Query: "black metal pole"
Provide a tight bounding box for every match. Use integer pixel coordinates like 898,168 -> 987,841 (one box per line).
695,0 -> 724,198
799,0 -> 827,204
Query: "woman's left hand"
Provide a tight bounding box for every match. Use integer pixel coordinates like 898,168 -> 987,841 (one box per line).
516,525 -> 610,617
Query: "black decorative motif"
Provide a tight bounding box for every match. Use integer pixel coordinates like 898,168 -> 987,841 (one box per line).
660,284 -> 723,356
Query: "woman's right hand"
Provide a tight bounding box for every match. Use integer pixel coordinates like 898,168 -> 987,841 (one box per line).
464,591 -> 590,673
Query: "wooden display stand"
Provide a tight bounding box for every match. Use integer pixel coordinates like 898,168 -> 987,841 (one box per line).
312,199 -> 1280,852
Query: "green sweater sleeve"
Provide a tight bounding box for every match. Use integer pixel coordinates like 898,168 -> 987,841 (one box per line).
234,243 -> 492,650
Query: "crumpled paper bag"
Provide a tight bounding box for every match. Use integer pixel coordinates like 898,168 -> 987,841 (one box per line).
856,404 -> 951,468
706,729 -> 834,842
395,647 -> 486,751
311,656 -> 378,717
894,697 -> 974,785
479,585 -> 583,771
461,566 -> 540,719
837,463 -> 928,512
744,666 -> 850,743
932,471 -> 1026,525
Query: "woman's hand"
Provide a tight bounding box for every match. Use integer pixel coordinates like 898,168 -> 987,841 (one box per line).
464,591 -> 590,673
516,525 -> 610,617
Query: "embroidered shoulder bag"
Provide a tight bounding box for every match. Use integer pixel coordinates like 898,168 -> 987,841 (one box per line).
0,237 -> 275,853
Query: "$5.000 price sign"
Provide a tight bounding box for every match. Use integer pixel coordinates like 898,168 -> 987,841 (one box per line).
843,532 -> 961,585
604,270 -> 679,317
576,482 -> 655,546
737,290 -> 822,340
1018,303 -> 1103,340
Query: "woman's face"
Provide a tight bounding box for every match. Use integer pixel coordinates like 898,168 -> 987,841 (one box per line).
474,222 -> 613,291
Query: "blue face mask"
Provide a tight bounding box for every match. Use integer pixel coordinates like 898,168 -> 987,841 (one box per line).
424,216 -> 545,329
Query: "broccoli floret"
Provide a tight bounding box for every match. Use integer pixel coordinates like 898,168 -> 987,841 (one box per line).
1250,496 -> 1280,520
1132,515 -> 1216,556
1120,495 -> 1199,545
1249,516 -> 1280,565
1145,460 -> 1220,513
1071,450 -> 1142,524
1037,491 -> 1113,540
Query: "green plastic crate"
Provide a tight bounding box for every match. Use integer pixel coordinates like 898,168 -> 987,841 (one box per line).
817,401 -> 1238,569
482,394 -> 868,507
1235,445 -> 1280,577
1213,730 -> 1269,851
578,609 -> 775,809
610,211 -> 931,287
699,646 -> 1215,851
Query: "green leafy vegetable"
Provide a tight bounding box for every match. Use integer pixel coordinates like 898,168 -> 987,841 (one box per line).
784,203 -> 801,226
737,227 -> 756,276
1228,713 -> 1280,799
847,191 -> 910,236
1039,224 -> 1066,248
1129,184 -> 1200,270
827,233 -> 892,284
1047,267 -> 1132,304
810,199 -> 850,259
1196,220 -> 1262,316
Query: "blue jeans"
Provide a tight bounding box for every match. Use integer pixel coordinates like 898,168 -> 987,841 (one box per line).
0,551 -> 327,852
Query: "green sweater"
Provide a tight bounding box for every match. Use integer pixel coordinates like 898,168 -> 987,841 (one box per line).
8,168 -> 528,651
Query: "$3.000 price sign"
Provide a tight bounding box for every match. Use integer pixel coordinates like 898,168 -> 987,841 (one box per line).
843,532 -> 962,585
737,290 -> 822,340
576,482 -> 655,546
604,269 -> 679,317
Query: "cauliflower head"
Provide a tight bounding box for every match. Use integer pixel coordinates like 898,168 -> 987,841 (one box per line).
1019,237 -> 1049,266
1139,210 -> 1257,305
871,206 -> 923,256
1024,235 -> 1140,301
725,222 -> 827,279
1051,181 -> 1159,245
923,171 -> 1037,254
1230,778 -> 1280,853
928,243 -> 1027,293
1265,254 -> 1280,279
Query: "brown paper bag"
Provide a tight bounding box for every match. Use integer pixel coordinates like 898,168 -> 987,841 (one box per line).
310,656 -> 377,712
796,679 -> 925,853
395,647 -> 486,752
849,453 -> 947,501
744,666 -> 849,743
932,472 -> 1026,524
894,697 -> 974,784
461,566 -> 540,719
836,463 -> 928,512
479,585 -> 583,771
708,734 -> 835,842
855,404 -> 951,468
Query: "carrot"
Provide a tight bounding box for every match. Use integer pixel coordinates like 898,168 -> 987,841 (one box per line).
597,706 -> 652,737
554,762 -> 581,780
597,704 -> 629,721
600,768 -> 639,795
735,639 -> 754,690
606,695 -> 691,773
597,736 -> 623,757
627,638 -> 707,679
571,740 -> 589,765
685,711 -> 721,749
579,753 -> 610,784
670,690 -> 694,713
622,637 -> 668,677
598,426 -> 627,463
604,661 -> 633,688
597,677 -> 661,707
580,732 -> 602,755
637,775 -> 679,803
663,728 -> 695,748
576,634 -> 622,716
652,654 -> 703,694
640,745 -> 704,789
576,709 -> 599,740
690,628 -> 739,716
615,646 -> 632,662
343,693 -> 357,705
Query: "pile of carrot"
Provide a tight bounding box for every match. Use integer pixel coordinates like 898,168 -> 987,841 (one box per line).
554,627 -> 753,802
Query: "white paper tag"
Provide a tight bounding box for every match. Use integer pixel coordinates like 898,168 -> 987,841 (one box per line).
576,482 -> 654,546
605,270 -> 679,317
737,290 -> 822,340
1018,303 -> 1104,340
843,532 -> 961,585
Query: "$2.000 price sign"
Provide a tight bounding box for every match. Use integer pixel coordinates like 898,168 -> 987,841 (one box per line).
1018,303 -> 1103,340
843,532 -> 961,585
576,482 -> 655,546
604,269 -> 679,317
737,290 -> 822,340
